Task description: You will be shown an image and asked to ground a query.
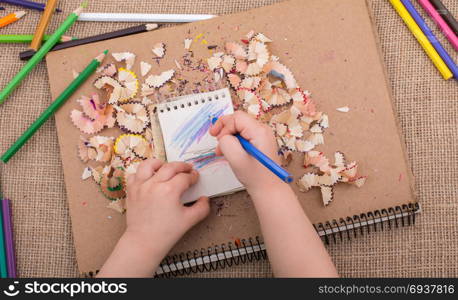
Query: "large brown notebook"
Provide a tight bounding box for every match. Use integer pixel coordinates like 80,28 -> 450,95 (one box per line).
46,0 -> 418,276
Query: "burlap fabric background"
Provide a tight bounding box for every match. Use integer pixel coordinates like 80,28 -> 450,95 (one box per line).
0,0 -> 457,277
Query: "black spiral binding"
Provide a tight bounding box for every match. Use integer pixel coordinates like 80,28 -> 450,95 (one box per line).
154,202 -> 420,277
81,202 -> 420,277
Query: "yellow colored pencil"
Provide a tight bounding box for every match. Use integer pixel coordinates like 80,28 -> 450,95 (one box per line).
30,0 -> 59,51
389,0 -> 452,80
0,11 -> 26,28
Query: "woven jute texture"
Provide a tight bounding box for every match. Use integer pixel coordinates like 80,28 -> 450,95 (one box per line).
0,0 -> 457,278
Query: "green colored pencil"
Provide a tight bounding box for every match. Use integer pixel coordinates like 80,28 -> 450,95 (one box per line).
0,34 -> 76,43
0,203 -> 7,278
0,3 -> 85,106
1,50 -> 108,163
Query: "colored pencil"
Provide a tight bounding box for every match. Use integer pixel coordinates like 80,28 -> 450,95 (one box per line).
20,23 -> 158,60
400,0 -> 458,78
389,0 -> 452,80
0,3 -> 84,106
0,0 -> 61,12
1,50 -> 108,163
430,0 -> 458,36
419,0 -> 458,52
1,199 -> 16,278
78,12 -> 215,23
29,0 -> 59,51
211,117 -> 293,183
0,10 -> 25,28
0,34 -> 74,43
0,201 -> 7,278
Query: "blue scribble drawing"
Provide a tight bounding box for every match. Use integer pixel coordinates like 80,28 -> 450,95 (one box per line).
170,102 -> 229,157
184,149 -> 226,170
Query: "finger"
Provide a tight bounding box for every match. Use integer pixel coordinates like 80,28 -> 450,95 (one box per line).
184,196 -> 210,226
210,114 -> 235,137
209,114 -> 232,136
135,159 -> 164,182
215,111 -> 266,142
152,162 -> 193,182
218,134 -> 252,163
168,170 -> 199,194
215,145 -> 222,157
126,173 -> 136,189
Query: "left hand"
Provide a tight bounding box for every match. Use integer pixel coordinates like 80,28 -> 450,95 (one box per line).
124,159 -> 210,257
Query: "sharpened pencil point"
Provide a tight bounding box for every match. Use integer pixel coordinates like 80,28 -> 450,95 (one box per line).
74,1 -> 88,15
15,11 -> 27,19
95,50 -> 108,62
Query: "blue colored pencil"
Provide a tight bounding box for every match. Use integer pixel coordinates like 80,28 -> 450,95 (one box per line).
211,117 -> 293,183
0,0 -> 61,12
401,0 -> 458,78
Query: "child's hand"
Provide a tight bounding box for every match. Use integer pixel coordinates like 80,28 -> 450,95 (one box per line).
209,111 -> 283,192
98,159 -> 209,277
125,159 -> 210,257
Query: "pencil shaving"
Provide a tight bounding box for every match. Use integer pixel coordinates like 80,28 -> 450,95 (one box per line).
140,61 -> 152,76
81,167 -> 92,180
143,69 -> 175,89
71,95 -> 115,134
97,63 -> 117,77
112,52 -> 136,70
93,76 -> 124,104
78,135 -> 114,163
152,42 -> 166,58
115,102 -> 150,134
227,73 -> 241,89
225,42 -> 247,59
107,198 -> 126,214
117,68 -> 139,101
100,167 -> 126,200
237,88 -> 262,118
207,55 -> 222,71
184,38 -> 193,50
114,134 -> 153,160
336,106 -> 350,113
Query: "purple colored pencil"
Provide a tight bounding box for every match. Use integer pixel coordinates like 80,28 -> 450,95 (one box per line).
1,199 -> 16,278
0,0 -> 61,12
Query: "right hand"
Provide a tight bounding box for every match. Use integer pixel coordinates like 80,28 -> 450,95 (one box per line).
209,111 -> 284,192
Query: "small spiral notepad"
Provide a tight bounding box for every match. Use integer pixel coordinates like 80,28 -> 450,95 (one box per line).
157,88 -> 244,203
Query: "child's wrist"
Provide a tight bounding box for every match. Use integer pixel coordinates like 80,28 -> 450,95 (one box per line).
247,180 -> 292,202
121,229 -> 172,262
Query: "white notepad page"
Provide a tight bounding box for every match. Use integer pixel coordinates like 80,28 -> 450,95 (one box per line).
157,88 -> 244,203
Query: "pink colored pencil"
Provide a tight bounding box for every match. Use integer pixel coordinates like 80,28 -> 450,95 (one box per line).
418,0 -> 458,52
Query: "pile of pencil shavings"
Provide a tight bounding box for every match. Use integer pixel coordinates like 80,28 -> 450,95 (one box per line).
206,31 -> 367,206
71,38 -> 229,213
70,50 -> 166,214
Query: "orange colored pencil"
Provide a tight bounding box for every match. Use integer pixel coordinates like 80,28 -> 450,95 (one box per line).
30,0 -> 59,51
0,11 -> 26,28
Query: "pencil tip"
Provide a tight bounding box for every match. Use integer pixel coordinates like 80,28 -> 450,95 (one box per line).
146,23 -> 159,31
15,11 -> 26,18
74,2 -> 86,15
103,50 -> 108,55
